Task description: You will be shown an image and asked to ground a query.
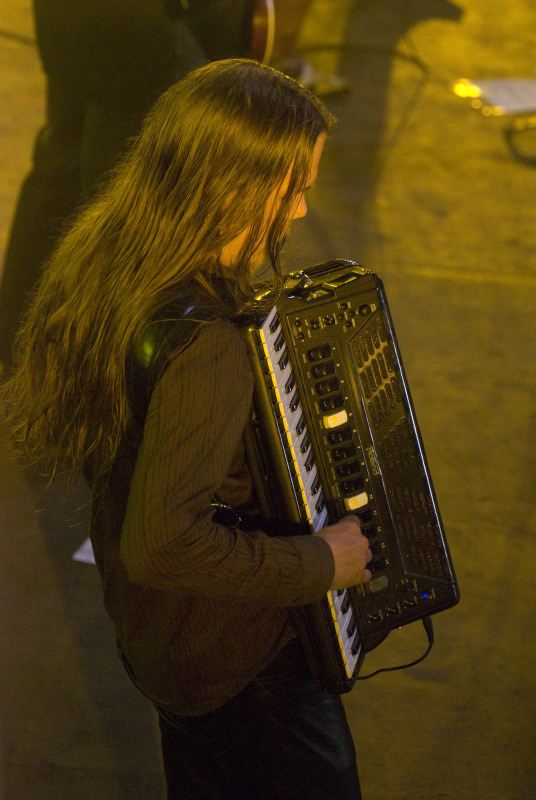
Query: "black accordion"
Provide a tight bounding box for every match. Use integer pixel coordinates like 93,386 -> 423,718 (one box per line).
244,261 -> 460,693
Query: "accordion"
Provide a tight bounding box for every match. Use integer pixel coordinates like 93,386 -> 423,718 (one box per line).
244,260 -> 460,693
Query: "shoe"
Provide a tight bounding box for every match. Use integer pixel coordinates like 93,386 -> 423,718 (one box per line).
278,58 -> 351,96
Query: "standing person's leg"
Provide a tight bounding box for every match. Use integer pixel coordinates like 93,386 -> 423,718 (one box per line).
0,78 -> 84,367
271,0 -> 351,96
0,1 -> 206,370
271,0 -> 314,62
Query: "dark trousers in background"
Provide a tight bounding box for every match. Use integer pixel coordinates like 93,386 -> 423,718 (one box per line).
0,0 -> 256,366
157,639 -> 362,800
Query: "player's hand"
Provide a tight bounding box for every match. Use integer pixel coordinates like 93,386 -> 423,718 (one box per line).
316,515 -> 372,590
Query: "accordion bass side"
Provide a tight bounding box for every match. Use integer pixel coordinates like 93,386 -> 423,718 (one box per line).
244,261 -> 460,693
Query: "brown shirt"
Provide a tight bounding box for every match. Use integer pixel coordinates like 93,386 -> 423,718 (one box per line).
89,318 -> 334,715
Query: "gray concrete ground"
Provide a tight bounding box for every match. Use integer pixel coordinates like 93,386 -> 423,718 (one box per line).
1,1 -> 535,798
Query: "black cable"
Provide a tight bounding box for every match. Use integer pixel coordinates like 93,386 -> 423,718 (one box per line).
356,616 -> 435,680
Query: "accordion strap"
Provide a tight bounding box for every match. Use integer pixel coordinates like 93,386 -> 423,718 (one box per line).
127,297 -> 217,426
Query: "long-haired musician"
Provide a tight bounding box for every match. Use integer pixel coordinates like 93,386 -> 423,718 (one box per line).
2,59 -> 372,799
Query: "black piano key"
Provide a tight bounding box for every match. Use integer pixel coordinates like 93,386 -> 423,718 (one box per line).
269,313 -> 280,334
310,474 -> 321,496
351,631 -> 362,656
289,391 -> 300,412
305,450 -> 315,471
315,493 -> 326,513
300,432 -> 310,454
278,349 -> 289,370
274,330 -> 285,351
285,372 -> 296,394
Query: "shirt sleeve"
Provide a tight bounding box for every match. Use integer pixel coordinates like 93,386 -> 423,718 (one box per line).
120,320 -> 335,605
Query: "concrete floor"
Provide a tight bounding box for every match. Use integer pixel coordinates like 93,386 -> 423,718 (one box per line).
1,1 -> 536,798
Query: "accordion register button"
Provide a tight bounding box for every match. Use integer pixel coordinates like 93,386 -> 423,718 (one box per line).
307,343 -> 332,361
311,360 -> 335,379
332,443 -> 356,460
344,492 -> 368,511
323,409 -> 348,429
367,575 -> 389,593
340,477 -> 364,494
336,459 -> 360,477
319,393 -> 344,412
327,426 -> 352,444
369,558 -> 386,572
315,377 -> 339,395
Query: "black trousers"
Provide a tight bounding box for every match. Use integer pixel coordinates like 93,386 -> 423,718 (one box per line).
156,640 -> 362,800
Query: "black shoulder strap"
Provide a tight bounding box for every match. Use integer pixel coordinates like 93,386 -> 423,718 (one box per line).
128,298 -> 216,426
127,299 -> 250,530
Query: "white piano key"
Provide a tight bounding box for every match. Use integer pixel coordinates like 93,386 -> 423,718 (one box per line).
312,507 -> 329,532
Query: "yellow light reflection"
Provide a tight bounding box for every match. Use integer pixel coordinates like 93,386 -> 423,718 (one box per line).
452,78 -> 482,99
452,79 -> 506,116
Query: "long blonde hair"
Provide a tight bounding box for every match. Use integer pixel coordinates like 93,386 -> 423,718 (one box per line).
2,59 -> 333,480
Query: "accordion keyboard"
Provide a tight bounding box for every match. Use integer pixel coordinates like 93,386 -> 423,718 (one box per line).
258,308 -> 364,680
